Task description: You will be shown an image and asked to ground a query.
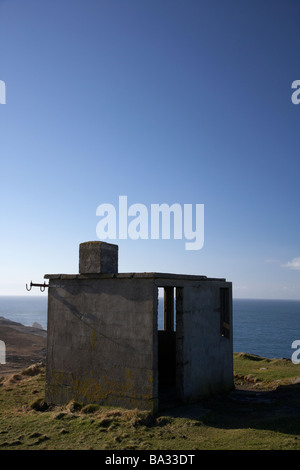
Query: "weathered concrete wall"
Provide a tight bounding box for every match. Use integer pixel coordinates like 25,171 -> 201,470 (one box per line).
45,267 -> 233,411
176,281 -> 233,402
45,277 -> 158,411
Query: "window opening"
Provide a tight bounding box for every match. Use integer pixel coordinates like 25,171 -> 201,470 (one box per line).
220,287 -> 230,338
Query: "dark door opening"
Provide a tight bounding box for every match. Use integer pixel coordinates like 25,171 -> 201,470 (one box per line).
158,287 -> 177,409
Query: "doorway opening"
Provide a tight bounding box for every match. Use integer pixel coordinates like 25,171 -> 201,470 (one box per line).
157,287 -> 182,408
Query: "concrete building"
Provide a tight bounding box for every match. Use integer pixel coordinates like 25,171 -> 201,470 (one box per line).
45,241 -> 233,412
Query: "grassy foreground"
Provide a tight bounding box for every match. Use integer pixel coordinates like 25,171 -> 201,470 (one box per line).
0,353 -> 300,451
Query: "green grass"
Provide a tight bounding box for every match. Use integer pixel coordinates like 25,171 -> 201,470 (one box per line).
234,352 -> 300,385
0,354 -> 299,450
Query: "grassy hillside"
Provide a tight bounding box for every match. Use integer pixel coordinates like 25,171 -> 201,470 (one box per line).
0,354 -> 299,450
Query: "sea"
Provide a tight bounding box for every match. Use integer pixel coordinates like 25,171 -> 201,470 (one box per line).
0,296 -> 299,360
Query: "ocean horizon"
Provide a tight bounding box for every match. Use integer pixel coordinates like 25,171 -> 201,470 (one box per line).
0,295 -> 299,361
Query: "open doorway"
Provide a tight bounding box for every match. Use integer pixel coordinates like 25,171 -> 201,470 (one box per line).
157,287 -> 181,408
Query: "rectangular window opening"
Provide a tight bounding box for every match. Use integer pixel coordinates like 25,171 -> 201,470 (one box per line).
163,286 -> 175,332
158,287 -> 176,331
220,287 -> 230,338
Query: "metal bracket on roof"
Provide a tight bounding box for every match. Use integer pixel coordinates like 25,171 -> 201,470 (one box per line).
26,281 -> 49,292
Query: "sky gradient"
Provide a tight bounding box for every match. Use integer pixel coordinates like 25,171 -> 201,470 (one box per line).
0,0 -> 299,299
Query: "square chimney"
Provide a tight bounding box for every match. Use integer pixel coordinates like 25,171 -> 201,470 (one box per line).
79,241 -> 118,274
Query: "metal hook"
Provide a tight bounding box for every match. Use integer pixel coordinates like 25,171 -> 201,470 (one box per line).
26,281 -> 49,292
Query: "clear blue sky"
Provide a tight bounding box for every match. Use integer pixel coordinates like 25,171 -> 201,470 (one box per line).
0,0 -> 299,299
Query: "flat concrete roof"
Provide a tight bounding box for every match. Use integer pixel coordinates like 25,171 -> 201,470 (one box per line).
44,272 -> 227,282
